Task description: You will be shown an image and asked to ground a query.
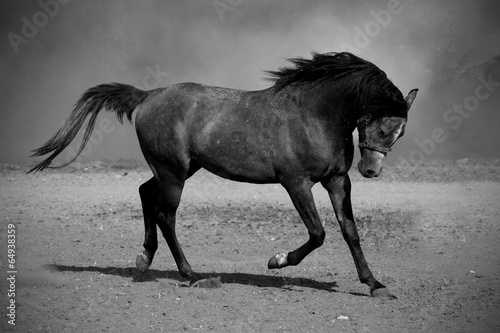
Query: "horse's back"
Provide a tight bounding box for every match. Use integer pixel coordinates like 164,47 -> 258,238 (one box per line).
134,82 -> 339,183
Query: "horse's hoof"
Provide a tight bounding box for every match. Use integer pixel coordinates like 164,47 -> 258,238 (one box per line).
268,253 -> 288,269
136,253 -> 151,273
371,287 -> 397,299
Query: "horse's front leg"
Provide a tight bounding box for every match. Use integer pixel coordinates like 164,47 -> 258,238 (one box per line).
268,180 -> 326,269
322,174 -> 396,298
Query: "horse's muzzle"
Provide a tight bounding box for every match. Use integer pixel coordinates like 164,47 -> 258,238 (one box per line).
358,159 -> 383,178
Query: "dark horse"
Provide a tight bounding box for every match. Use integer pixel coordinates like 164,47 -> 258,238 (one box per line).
30,52 -> 417,298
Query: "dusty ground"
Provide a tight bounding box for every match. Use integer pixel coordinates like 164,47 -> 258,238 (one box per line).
1,162 -> 499,332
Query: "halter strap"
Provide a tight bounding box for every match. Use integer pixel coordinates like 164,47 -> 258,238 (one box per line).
356,113 -> 392,154
358,141 -> 392,153
356,113 -> 372,125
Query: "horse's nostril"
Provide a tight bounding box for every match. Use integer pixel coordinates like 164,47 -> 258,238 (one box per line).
365,169 -> 376,176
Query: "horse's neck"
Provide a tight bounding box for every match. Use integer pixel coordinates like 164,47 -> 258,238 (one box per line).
295,82 -> 359,133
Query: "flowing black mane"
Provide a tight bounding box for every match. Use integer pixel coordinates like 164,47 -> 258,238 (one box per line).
266,52 -> 408,117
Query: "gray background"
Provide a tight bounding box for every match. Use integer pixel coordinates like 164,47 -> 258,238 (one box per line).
1,0 -> 499,166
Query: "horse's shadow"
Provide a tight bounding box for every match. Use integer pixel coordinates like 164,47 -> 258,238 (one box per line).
42,263 -> 367,296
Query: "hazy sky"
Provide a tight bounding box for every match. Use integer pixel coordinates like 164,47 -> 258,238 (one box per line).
1,0 -> 499,166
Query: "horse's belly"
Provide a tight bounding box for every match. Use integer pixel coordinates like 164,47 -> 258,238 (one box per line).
194,145 -> 277,183
192,129 -> 279,183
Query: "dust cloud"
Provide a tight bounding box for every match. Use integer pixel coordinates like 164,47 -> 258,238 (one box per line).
1,0 -> 498,166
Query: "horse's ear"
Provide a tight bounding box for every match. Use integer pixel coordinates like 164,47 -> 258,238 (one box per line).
405,89 -> 418,110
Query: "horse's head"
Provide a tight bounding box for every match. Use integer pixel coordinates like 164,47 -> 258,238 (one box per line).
357,89 -> 418,178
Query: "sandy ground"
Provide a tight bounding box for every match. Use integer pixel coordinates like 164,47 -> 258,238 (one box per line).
1,168 -> 499,332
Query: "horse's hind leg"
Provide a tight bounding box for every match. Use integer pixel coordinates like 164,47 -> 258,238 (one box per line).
155,172 -> 200,283
135,175 -> 197,281
136,177 -> 159,272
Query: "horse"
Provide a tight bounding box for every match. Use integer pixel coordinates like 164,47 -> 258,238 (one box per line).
29,52 -> 418,298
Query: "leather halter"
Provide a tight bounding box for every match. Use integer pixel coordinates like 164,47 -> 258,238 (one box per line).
356,114 -> 392,153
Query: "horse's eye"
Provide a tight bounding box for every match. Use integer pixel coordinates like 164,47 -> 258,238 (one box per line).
378,129 -> 385,138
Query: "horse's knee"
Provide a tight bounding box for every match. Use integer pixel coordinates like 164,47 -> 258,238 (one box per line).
310,229 -> 325,247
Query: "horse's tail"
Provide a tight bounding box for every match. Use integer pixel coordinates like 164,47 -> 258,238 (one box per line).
28,83 -> 149,173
